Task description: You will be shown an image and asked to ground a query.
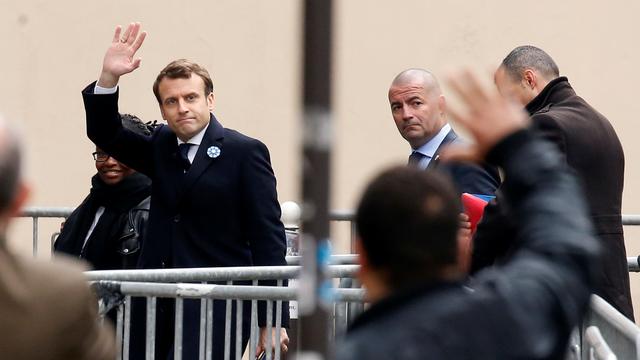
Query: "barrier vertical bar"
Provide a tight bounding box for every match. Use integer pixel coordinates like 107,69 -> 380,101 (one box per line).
123,296 -> 131,360
235,299 -> 243,360
116,303 -> 124,360
174,298 -> 183,360
146,297 -> 156,360
32,216 -> 39,256
199,286 -> 207,359
224,296 -> 232,360
249,280 -> 258,359
206,299 -> 214,359
266,300 -> 273,360
275,279 -> 283,360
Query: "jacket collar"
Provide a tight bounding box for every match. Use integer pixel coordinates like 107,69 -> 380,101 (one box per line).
348,280 -> 461,333
180,113 -> 225,190
427,128 -> 456,169
525,76 -> 575,115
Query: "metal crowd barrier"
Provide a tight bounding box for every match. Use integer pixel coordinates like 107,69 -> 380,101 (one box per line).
19,207 -> 640,359
87,265 -> 363,360
579,295 -> 640,360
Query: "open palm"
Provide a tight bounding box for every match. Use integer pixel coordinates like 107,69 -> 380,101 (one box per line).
98,22 -> 146,87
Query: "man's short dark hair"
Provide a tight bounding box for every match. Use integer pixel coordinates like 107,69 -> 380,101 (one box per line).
120,113 -> 155,136
0,122 -> 21,212
501,45 -> 560,81
152,59 -> 214,104
356,166 -> 460,290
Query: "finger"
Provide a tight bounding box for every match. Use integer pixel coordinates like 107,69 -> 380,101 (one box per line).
281,344 -> 288,353
447,70 -> 484,112
132,31 -> 147,52
445,95 -> 473,133
131,58 -> 142,71
459,213 -> 470,222
457,69 -> 491,106
439,144 -> 481,164
112,25 -> 122,43
121,22 -> 133,42
255,346 -> 264,359
128,22 -> 140,44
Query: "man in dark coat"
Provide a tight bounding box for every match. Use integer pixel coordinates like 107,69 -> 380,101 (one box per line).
82,23 -> 288,359
337,69 -> 600,360
388,68 -> 500,196
472,45 -> 633,320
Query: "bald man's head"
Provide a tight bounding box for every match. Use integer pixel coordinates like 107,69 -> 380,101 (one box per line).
390,68 -> 442,97
388,69 -> 448,149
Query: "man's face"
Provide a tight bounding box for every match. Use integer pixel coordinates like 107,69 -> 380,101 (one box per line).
389,81 -> 446,149
158,75 -> 214,142
94,148 -> 135,186
494,67 -> 532,106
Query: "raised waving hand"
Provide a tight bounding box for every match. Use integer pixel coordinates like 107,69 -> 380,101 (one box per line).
97,22 -> 147,88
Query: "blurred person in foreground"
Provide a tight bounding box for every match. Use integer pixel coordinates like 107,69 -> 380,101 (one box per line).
472,45 -> 633,320
54,114 -> 153,270
0,115 -> 115,359
336,69 -> 600,360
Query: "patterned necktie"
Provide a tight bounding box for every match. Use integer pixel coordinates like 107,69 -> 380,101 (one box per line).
408,151 -> 425,167
178,143 -> 193,171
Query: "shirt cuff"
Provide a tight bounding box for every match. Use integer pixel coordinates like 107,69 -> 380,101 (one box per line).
94,83 -> 118,94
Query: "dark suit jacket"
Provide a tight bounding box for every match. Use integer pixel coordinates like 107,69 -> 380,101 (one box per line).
427,129 -> 500,195
471,77 -> 633,320
82,83 -> 288,358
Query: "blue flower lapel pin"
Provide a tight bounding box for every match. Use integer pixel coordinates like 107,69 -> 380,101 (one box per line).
207,146 -> 221,159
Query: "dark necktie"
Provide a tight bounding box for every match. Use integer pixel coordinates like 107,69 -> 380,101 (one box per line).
178,143 -> 193,171
408,151 -> 425,167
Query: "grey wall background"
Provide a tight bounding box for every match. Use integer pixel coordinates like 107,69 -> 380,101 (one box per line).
3,1 -> 640,316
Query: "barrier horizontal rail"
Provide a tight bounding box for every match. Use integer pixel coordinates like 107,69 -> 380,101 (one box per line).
584,326 -> 617,360
628,257 -> 640,272
581,295 -> 640,360
16,206 -> 640,225
92,281 -> 366,302
86,264 -> 359,282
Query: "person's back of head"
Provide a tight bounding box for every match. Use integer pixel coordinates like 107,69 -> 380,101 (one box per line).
501,45 -> 560,82
355,166 -> 461,299
495,45 -> 560,105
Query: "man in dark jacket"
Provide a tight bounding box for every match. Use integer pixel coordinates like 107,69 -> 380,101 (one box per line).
472,45 -> 633,320
336,69 -> 600,360
55,114 -> 152,270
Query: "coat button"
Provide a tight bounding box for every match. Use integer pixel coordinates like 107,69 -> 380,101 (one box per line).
123,248 -> 129,254
174,215 -> 181,223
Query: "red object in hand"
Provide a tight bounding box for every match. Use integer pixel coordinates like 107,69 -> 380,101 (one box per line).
461,193 -> 489,234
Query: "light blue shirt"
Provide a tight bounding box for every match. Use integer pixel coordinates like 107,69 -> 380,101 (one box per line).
410,123 -> 451,170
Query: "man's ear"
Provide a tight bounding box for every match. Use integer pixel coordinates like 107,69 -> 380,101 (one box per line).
355,236 -> 367,267
159,106 -> 167,121
522,69 -> 537,90
7,182 -> 30,218
207,92 -> 215,112
438,95 -> 447,118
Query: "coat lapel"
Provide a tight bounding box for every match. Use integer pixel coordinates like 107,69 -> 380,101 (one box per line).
427,129 -> 457,170
182,114 -> 225,191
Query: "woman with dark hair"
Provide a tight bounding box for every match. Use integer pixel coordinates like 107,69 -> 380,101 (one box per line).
54,114 -> 154,270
